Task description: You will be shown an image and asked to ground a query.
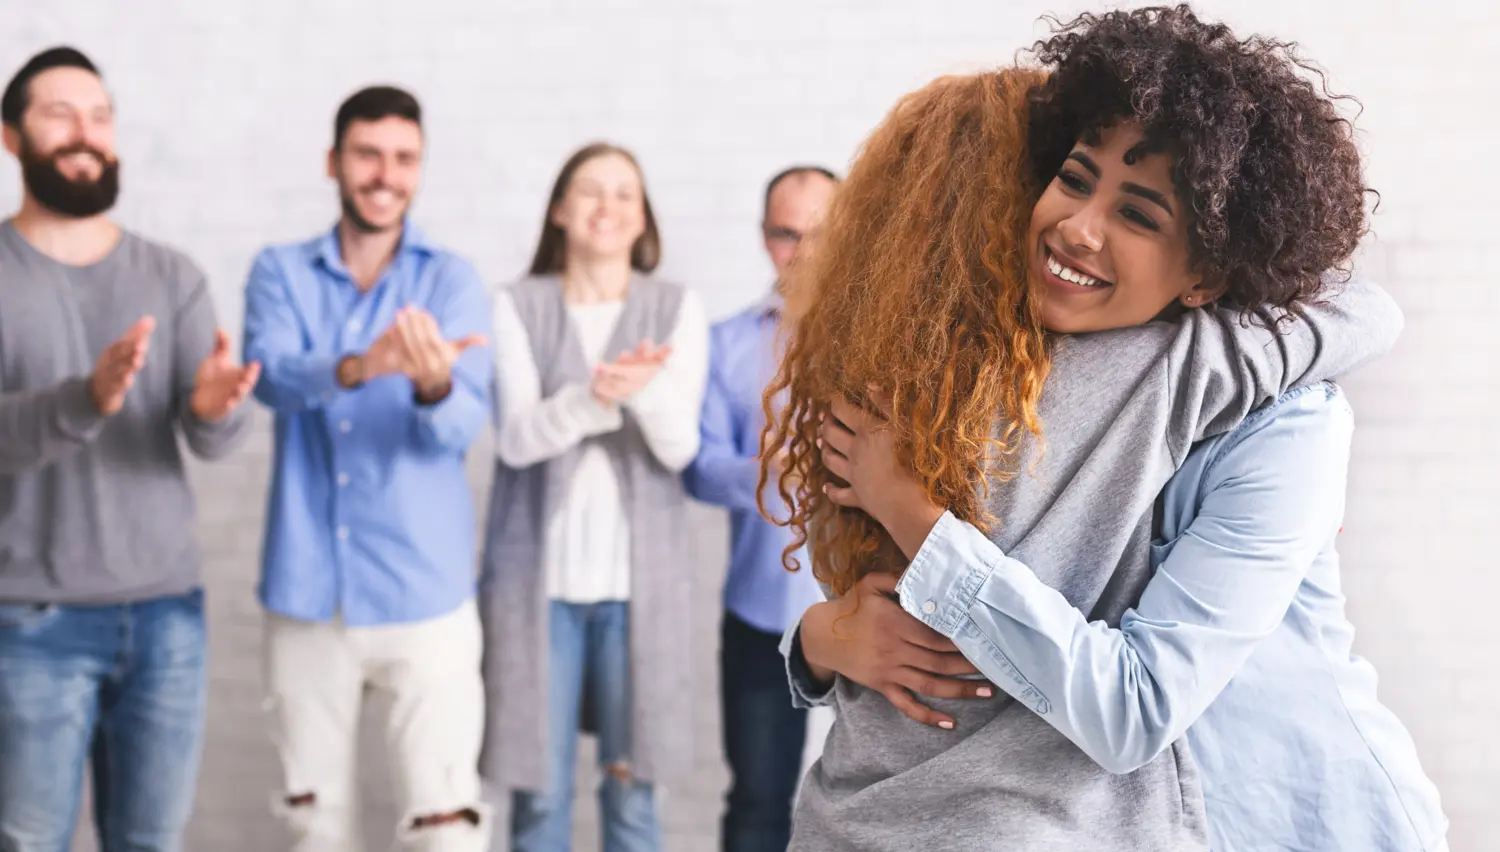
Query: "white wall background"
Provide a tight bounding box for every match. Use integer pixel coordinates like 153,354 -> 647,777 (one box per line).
2,1 -> 1495,850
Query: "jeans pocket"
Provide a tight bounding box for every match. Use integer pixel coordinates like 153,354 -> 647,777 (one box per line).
0,602 -> 58,631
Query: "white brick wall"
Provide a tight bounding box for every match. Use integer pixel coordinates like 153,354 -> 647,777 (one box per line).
3,1 -> 1495,850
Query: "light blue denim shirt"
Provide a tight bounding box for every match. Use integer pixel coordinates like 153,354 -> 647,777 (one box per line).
243,221 -> 492,626
786,383 -> 1448,851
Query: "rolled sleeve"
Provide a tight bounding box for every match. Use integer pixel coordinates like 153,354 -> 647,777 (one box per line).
896,510 -> 1007,638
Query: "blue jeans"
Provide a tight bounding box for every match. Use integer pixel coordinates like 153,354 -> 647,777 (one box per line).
0,589 -> 207,852
720,613 -> 806,852
512,601 -> 659,852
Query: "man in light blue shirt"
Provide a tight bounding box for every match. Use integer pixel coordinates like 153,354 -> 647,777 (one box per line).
242,85 -> 493,852
685,165 -> 837,852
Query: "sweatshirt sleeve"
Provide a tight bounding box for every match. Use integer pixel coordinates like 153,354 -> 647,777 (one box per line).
1162,275 -> 1402,461
173,261 -> 253,461
0,377 -> 108,475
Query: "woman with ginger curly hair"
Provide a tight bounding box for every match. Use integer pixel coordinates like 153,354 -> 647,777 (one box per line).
765,7 -> 1446,852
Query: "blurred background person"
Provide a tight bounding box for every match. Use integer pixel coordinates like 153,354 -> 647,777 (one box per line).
0,46 -> 255,852
685,165 -> 838,852
241,84 -> 494,852
481,142 -> 710,852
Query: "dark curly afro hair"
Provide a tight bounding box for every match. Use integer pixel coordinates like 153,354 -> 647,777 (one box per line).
1026,4 -> 1372,318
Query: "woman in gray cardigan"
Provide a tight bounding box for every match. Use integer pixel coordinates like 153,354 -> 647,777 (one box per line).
767,7 -> 1438,851
479,142 -> 710,852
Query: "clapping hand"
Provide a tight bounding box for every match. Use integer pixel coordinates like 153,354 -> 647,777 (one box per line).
90,316 -> 156,415
190,329 -> 262,422
360,307 -> 487,400
591,339 -> 672,405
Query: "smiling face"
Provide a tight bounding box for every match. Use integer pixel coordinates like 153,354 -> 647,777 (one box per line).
1027,122 -> 1222,333
551,151 -> 648,263
328,115 -> 423,234
2,65 -> 120,217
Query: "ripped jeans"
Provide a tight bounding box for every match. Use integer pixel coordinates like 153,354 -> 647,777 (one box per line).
263,599 -> 489,852
511,601 -> 659,852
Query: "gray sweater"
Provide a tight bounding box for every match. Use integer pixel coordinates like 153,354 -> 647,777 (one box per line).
785,279 -> 1404,851
0,221 -> 250,605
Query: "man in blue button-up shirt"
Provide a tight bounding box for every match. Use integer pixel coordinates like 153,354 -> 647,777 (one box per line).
685,165 -> 837,852
242,85 -> 493,852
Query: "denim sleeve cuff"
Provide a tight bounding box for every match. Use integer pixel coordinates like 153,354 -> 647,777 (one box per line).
780,620 -> 835,709
896,510 -> 1000,639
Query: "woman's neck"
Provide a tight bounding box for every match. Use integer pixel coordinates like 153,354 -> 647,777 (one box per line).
561,256 -> 633,304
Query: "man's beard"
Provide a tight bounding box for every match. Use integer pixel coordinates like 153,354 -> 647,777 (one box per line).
20,137 -> 120,218
338,179 -> 408,234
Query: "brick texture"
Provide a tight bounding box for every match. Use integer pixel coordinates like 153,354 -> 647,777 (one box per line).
1,1 -> 1495,850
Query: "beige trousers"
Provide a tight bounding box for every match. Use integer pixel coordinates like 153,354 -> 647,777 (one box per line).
263,599 -> 490,852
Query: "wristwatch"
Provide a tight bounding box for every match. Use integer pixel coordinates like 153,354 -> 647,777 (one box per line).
336,354 -> 365,389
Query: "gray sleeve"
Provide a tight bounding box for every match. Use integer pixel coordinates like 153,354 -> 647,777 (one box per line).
0,377 -> 109,474
1165,276 -> 1403,460
780,616 -> 838,709
173,262 -> 252,461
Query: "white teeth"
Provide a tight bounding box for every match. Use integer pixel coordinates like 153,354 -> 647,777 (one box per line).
1046,251 -> 1105,288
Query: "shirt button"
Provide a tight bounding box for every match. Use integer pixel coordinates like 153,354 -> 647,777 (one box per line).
339,420 -> 352,433
922,601 -> 937,615
347,319 -> 361,332
336,526 -> 349,540
337,472 -> 350,487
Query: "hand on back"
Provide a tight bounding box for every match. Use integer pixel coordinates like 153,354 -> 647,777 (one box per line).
801,571 -> 995,730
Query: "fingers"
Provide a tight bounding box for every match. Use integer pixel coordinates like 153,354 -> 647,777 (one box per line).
396,309 -> 446,379
124,316 -> 157,343
856,571 -> 899,596
820,440 -> 852,483
905,646 -> 983,680
893,666 -> 994,701
818,412 -> 855,458
865,384 -> 895,419
826,396 -> 862,432
593,362 -> 660,399
211,328 -> 230,357
453,334 -> 488,352
238,361 -> 263,394
823,483 -> 861,508
883,686 -> 956,730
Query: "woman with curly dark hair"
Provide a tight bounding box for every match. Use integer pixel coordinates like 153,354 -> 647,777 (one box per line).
771,6 -> 1447,851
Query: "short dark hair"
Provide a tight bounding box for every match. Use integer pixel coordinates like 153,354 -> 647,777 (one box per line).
1026,5 -> 1371,318
763,165 -> 838,221
333,85 -> 421,150
2,46 -> 101,127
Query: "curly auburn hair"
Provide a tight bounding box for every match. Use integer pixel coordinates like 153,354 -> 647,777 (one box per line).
1027,4 -> 1372,317
756,69 -> 1052,595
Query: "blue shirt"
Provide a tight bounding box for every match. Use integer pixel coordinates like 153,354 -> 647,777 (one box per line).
684,293 -> 822,634
242,221 -> 493,627
888,383 -> 1448,851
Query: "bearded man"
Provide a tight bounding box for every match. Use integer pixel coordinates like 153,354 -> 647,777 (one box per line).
0,45 -> 257,851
